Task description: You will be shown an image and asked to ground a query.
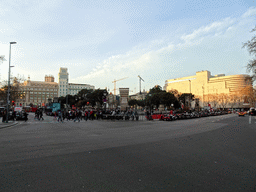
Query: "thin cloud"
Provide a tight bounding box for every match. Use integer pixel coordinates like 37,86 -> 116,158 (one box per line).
242,7 -> 256,18
71,7 -> 256,89
181,17 -> 235,42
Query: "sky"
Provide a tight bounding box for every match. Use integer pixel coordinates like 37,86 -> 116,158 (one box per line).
0,0 -> 256,94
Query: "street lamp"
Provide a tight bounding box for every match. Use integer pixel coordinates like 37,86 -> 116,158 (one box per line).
103,91 -> 107,111
6,42 -> 17,123
189,80 -> 191,109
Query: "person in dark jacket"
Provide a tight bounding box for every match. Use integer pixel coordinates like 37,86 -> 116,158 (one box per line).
2,110 -> 6,123
22,110 -> 28,122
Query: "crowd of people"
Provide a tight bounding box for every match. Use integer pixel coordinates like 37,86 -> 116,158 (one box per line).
53,109 -> 104,123
1,109 -> 28,122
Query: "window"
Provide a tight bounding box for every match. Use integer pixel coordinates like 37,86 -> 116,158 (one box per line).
34,88 -> 37,90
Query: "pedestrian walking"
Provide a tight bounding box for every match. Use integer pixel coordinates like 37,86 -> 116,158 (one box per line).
39,110 -> 44,121
90,110 -> 94,120
74,111 -> 80,122
23,110 -> 28,122
57,110 -> 63,122
85,111 -> 88,121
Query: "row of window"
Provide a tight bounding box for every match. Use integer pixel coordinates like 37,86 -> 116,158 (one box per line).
29,92 -> 57,94
22,88 -> 58,91
59,86 -> 90,89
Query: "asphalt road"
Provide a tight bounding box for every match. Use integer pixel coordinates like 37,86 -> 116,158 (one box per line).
0,114 -> 255,191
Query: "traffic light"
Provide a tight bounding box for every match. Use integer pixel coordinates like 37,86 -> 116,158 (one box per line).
12,101 -> 15,106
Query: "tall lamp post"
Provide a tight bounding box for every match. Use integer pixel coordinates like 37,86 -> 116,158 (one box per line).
189,80 -> 191,109
6,42 -> 17,123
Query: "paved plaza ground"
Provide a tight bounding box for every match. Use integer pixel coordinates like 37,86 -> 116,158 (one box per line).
0,113 -> 255,191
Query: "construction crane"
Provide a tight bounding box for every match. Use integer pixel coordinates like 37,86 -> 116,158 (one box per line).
138,75 -> 144,94
112,77 -> 128,95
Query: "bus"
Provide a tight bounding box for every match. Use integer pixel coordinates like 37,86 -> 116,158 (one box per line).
24,106 -> 37,112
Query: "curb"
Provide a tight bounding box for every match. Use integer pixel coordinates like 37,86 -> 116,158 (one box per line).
0,122 -> 19,129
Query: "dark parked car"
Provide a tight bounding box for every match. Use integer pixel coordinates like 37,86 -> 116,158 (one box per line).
199,111 -> 208,117
15,111 -> 29,120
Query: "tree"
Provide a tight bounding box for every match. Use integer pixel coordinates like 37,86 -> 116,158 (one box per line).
149,85 -> 164,94
178,93 -> 195,108
238,85 -> 256,107
161,92 -> 178,108
77,89 -> 94,100
243,26 -> 256,82
86,89 -> 108,107
168,89 -> 180,98
128,99 -> 137,108
0,75 -> 25,106
218,93 -> 229,109
137,100 -> 145,108
208,94 -> 219,108
145,86 -> 181,110
228,93 -> 239,110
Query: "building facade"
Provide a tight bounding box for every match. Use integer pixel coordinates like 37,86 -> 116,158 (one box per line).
58,68 -> 69,97
16,76 -> 59,106
164,70 -> 252,108
58,67 -> 95,97
68,83 -> 95,96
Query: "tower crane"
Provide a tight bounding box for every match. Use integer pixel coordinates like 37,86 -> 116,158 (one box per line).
112,77 -> 128,95
138,75 -> 144,94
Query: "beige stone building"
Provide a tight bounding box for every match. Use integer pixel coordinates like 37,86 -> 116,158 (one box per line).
16,76 -> 59,106
164,70 -> 252,108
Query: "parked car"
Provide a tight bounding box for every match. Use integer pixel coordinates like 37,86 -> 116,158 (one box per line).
16,111 -> 29,120
199,111 -> 208,117
191,112 -> 200,118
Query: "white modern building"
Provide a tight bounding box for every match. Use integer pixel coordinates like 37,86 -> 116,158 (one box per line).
58,67 -> 95,97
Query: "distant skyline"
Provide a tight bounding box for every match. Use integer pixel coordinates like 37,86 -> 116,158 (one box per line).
0,1 -> 255,94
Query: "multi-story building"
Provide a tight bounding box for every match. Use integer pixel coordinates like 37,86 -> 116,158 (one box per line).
164,70 -> 252,108
58,67 -> 95,96
16,76 -> 59,106
129,91 -> 148,101
14,68 -> 95,106
68,83 -> 95,95
58,68 -> 69,97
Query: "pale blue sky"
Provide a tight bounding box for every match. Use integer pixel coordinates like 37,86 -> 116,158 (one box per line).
0,0 -> 255,94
